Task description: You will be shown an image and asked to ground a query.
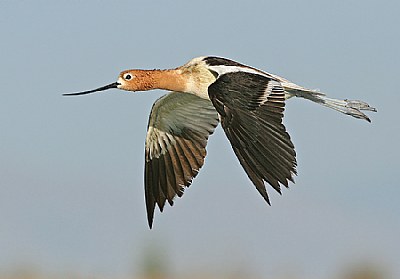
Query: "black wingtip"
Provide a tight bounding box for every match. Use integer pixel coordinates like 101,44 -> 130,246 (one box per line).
260,190 -> 271,206
146,199 -> 155,229
148,216 -> 154,229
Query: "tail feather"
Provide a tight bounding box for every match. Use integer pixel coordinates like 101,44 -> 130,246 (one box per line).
285,88 -> 377,122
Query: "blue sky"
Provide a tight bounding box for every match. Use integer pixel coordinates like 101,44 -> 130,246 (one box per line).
1,1 -> 399,278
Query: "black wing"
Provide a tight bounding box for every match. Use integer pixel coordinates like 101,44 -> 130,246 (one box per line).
208,71 -> 297,204
145,91 -> 219,228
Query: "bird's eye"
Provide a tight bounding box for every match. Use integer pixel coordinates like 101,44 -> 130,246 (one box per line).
123,73 -> 133,80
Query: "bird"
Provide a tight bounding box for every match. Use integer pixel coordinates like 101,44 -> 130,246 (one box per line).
64,56 -> 376,228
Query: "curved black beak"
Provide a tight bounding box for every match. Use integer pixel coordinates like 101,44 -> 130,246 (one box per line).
63,82 -> 120,96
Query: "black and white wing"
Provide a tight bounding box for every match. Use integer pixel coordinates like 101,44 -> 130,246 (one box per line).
208,70 -> 297,204
145,91 -> 219,228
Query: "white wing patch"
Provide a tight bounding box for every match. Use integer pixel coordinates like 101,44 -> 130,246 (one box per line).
208,65 -> 275,79
259,79 -> 285,106
146,127 -> 176,160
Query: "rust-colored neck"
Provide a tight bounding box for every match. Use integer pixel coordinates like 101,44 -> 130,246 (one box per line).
153,69 -> 187,92
120,69 -> 187,92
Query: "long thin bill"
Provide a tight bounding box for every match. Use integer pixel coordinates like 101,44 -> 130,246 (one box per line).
63,82 -> 119,96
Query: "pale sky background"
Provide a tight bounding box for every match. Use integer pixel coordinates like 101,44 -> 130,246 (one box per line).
1,1 -> 399,278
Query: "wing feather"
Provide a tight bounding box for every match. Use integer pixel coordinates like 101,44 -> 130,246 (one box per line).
145,91 -> 219,228
208,71 -> 297,204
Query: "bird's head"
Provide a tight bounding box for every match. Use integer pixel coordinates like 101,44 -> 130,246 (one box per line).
117,70 -> 159,92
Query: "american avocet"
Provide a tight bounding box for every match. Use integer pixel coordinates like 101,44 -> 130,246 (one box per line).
64,56 -> 376,228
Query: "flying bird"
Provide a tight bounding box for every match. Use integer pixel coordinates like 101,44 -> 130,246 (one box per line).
64,56 -> 376,228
